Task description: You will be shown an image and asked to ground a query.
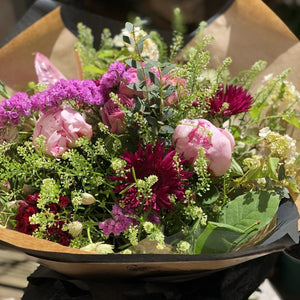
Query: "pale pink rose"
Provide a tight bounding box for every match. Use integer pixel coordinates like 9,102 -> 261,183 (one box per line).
173,119 -> 235,176
32,107 -> 93,157
34,52 -> 66,86
118,67 -> 144,98
100,94 -> 135,134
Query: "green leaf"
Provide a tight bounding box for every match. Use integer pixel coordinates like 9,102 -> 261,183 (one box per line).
193,190 -> 281,253
282,114 -> 300,129
83,65 -> 106,75
202,185 -> 220,205
123,35 -> 135,45
125,22 -> 134,33
125,59 -> 138,68
160,125 -> 174,134
161,63 -> 176,76
278,164 -> 286,181
230,158 -> 244,177
136,41 -> 144,55
0,80 -> 10,99
242,134 -> 261,146
149,71 -> 160,85
266,157 -> 279,178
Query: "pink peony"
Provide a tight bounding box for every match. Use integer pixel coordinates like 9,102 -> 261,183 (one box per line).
100,94 -> 135,134
32,106 -> 93,157
172,119 -> 235,176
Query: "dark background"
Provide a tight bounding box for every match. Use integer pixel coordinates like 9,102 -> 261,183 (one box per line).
1,0 -> 300,42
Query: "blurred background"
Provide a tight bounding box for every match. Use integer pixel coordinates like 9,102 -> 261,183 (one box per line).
1,0 -> 300,44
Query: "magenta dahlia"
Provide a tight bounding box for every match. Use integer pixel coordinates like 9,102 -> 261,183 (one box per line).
111,141 -> 193,213
208,84 -> 253,117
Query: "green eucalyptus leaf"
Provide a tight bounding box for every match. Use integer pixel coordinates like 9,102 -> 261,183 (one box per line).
161,64 -> 176,76
160,125 -> 174,134
136,41 -> 144,55
125,22 -> 134,32
278,164 -> 286,181
149,71 -> 160,85
123,35 -> 134,45
163,85 -> 177,98
125,59 -> 138,68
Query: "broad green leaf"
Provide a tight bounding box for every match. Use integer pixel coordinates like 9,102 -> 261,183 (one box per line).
193,190 -> 281,254
266,157 -> 279,178
202,185 -> 220,205
194,223 -> 242,254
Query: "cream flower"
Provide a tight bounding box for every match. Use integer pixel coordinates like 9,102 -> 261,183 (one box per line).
81,242 -> 114,254
113,27 -> 159,60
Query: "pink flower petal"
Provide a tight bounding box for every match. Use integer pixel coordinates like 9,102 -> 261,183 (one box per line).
34,52 -> 66,85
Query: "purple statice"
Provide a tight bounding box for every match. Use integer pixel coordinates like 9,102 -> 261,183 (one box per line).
99,204 -> 136,236
0,92 -> 30,125
0,79 -> 106,126
0,63 -> 129,126
29,79 -> 105,111
98,61 -> 127,102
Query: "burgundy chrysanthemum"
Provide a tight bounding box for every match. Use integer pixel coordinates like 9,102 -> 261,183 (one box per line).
111,141 -> 193,213
208,84 -> 253,117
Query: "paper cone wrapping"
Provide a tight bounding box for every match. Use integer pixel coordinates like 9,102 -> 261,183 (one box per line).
0,0 -> 299,276
0,7 -> 78,94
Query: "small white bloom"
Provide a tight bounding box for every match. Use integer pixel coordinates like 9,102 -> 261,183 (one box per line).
143,221 -> 154,233
176,241 -> 191,254
67,221 -> 83,238
81,242 -> 114,254
263,73 -> 273,82
259,127 -> 271,138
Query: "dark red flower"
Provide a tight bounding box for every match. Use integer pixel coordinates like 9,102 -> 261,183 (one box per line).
208,84 -> 253,117
111,141 -> 193,212
59,196 -> 69,207
15,201 -> 38,235
47,203 -> 59,213
25,193 -> 39,206
59,233 -> 71,246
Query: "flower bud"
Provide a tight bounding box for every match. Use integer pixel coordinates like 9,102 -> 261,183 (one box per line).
81,193 -> 96,205
67,221 -> 83,238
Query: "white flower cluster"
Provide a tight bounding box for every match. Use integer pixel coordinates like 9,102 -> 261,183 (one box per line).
113,26 -> 159,61
259,127 -> 298,164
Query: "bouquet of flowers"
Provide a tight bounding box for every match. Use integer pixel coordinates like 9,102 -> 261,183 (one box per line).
0,8 -> 299,259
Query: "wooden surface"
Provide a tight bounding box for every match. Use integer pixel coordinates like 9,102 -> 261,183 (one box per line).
0,249 -> 38,300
